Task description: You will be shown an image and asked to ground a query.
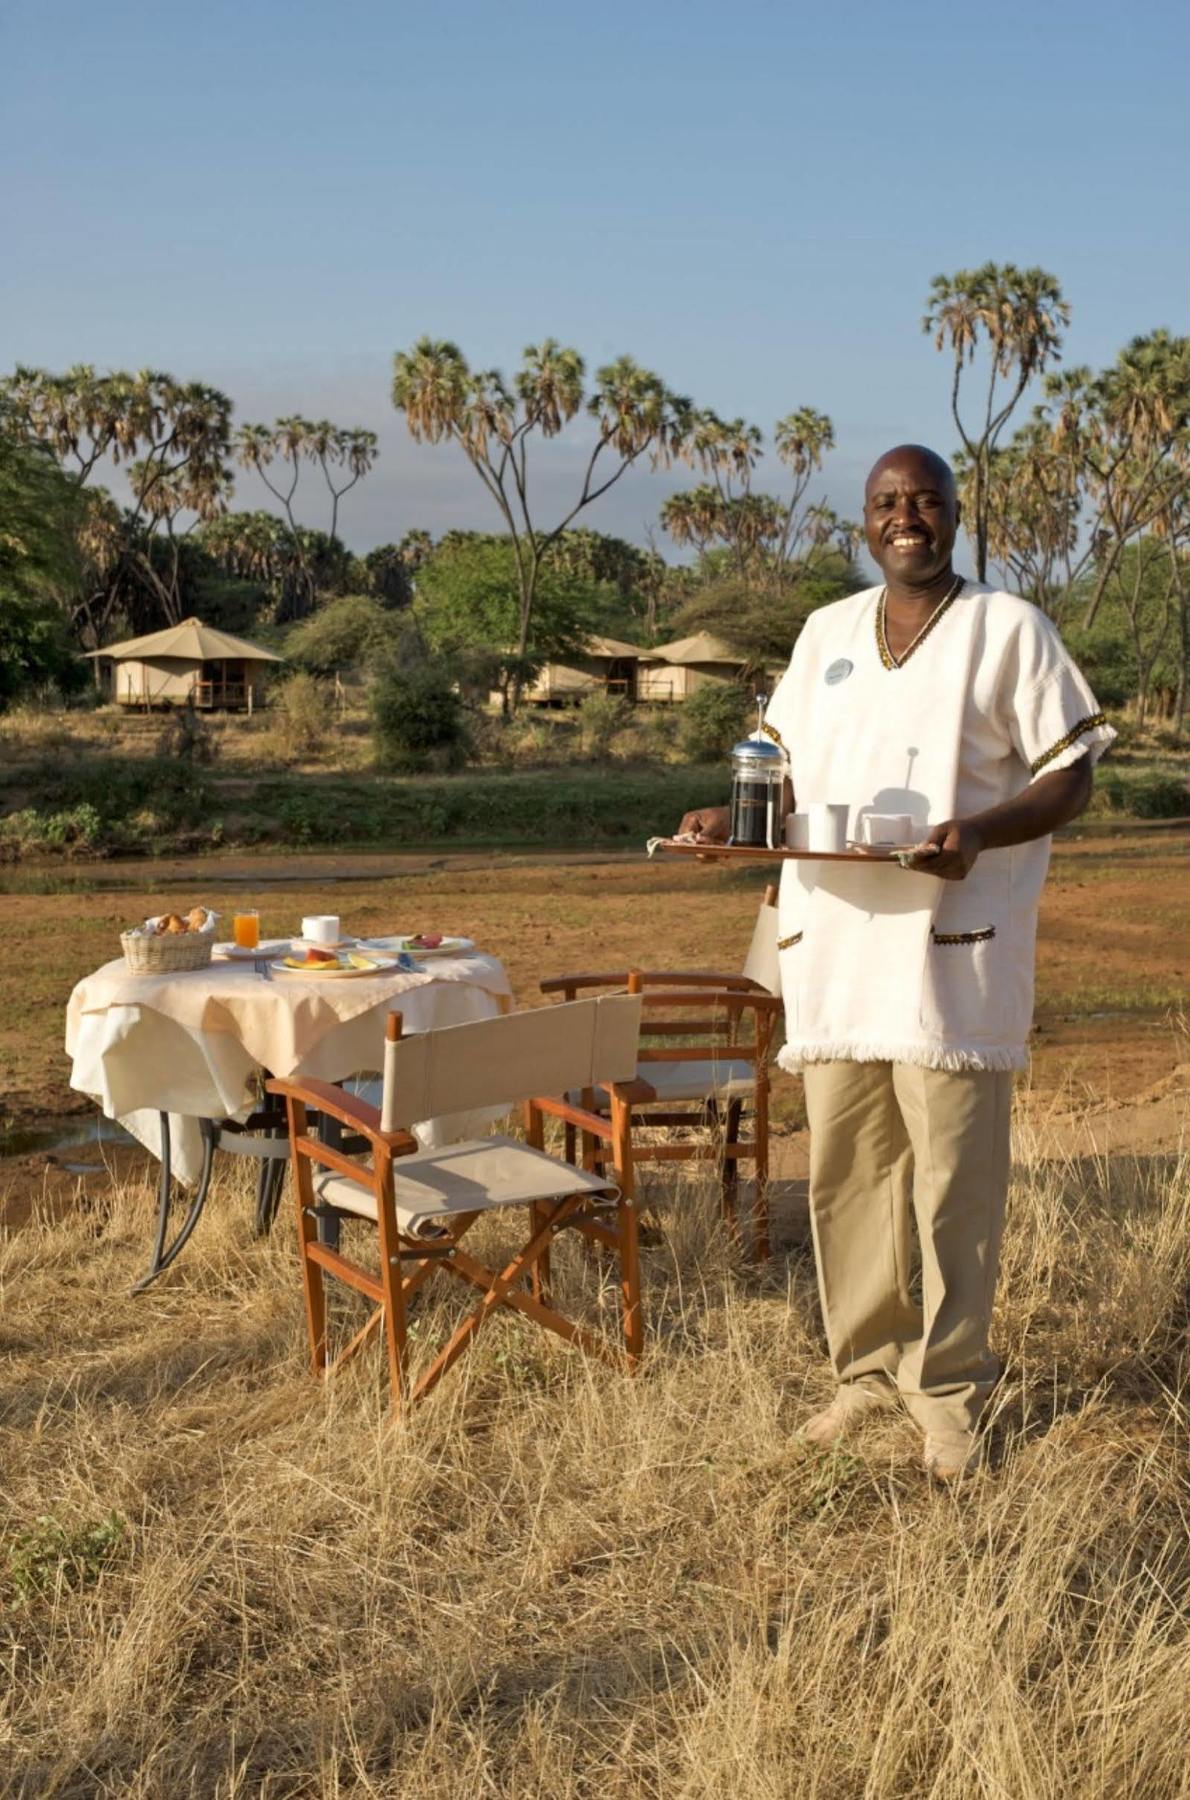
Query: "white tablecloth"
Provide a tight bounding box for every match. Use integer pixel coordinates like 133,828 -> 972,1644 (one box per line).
66,951 -> 512,1183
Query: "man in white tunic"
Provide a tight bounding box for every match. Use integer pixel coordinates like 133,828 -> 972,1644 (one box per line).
679,445 -> 1114,1479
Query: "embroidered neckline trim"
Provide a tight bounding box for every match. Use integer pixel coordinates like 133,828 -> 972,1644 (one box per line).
875,576 -> 964,670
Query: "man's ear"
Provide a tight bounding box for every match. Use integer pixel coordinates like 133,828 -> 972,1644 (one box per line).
954,500 -> 962,526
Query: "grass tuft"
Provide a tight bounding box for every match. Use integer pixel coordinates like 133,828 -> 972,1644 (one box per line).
2,1122 -> 1188,1796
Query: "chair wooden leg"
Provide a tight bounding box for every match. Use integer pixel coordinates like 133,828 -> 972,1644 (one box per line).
373,1151 -> 409,1409
522,1104 -> 552,1300
609,1095 -> 642,1367
287,1098 -> 328,1372
753,1078 -> 770,1263
721,1099 -> 743,1250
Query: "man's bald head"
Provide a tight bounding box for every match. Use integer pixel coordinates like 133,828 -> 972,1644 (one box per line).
863,444 -> 960,591
865,444 -> 957,503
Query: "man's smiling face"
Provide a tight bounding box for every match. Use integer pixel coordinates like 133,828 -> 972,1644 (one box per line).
863,446 -> 960,586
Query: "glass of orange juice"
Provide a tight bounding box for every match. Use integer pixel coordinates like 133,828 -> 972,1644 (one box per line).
232,908 -> 260,950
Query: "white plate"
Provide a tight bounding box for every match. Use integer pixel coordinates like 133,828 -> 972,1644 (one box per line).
214,940 -> 291,960
270,954 -> 402,979
364,935 -> 475,959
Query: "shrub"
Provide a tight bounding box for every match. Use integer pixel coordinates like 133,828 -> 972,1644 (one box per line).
578,691 -> 630,760
7,1511 -> 125,1603
370,661 -> 469,772
269,672 -> 329,762
284,594 -> 394,676
155,707 -> 218,766
1092,769 -> 1188,819
678,682 -> 750,763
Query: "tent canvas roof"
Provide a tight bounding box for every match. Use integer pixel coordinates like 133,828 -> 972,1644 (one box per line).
581,633 -> 645,659
642,631 -> 746,666
86,618 -> 284,664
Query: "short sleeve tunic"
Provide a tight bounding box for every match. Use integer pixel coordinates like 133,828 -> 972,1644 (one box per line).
762,581 -> 1115,1073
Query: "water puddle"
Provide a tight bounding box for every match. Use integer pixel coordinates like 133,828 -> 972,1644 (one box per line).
0,1113 -> 135,1166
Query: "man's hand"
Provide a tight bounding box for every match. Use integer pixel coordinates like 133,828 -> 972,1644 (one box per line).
677,805 -> 731,844
903,818 -> 984,880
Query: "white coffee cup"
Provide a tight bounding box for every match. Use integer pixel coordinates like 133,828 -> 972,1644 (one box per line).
860,813 -> 914,847
302,914 -> 341,944
808,803 -> 849,853
784,812 -> 810,849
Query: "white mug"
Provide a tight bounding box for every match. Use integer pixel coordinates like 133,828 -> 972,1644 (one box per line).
861,813 -> 914,847
808,803 -> 849,853
784,812 -> 810,849
302,914 -> 341,944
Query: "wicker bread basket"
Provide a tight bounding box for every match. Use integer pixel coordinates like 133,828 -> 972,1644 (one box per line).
120,910 -> 217,974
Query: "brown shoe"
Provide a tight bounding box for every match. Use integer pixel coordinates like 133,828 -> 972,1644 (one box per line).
923,1429 -> 979,1482
800,1384 -> 895,1447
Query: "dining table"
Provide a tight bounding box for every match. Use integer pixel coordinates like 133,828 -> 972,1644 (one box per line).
65,939 -> 513,1292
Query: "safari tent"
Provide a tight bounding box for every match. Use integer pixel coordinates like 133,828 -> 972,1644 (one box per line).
636,631 -> 751,703
521,634 -> 645,705
87,618 -> 285,711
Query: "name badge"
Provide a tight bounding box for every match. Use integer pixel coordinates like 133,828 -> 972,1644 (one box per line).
824,658 -> 853,686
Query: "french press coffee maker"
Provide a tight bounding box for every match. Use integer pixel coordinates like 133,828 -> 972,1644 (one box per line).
729,696 -> 786,848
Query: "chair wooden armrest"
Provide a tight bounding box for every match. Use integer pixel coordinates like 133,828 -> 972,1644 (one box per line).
529,1095 -> 616,1139
541,969 -> 763,996
638,989 -> 783,1015
265,1077 -> 419,1153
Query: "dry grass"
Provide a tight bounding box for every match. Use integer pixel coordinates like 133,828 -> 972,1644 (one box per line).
2,1123 -> 1189,1799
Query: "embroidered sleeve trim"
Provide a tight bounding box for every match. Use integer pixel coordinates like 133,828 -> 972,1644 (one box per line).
1029,712 -> 1108,775
931,925 -> 995,945
760,720 -> 786,752
777,932 -> 803,950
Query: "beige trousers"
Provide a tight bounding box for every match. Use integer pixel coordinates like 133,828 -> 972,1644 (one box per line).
801,1060 -> 1013,1436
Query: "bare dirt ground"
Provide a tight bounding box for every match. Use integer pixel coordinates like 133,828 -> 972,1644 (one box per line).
1,832 -> 1185,1222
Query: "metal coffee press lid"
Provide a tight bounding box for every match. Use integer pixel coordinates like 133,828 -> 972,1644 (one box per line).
730,696 -> 785,772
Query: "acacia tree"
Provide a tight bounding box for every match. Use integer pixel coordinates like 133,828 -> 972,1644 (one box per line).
1043,330 -> 1190,629
924,263 -> 1069,579
391,336 -> 693,704
0,364 -> 233,643
234,415 -> 378,619
955,418 -> 1082,618
660,406 -> 850,585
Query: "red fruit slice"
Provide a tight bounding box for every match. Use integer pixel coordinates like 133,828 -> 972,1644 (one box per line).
410,932 -> 444,949
305,946 -> 339,964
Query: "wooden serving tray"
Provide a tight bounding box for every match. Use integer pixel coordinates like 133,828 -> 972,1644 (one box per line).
652,839 -> 905,864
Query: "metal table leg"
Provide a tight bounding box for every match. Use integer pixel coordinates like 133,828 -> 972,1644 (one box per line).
131,1114 -> 218,1294
130,1094 -> 361,1291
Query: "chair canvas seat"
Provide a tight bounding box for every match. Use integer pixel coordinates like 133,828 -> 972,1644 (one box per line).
570,1058 -> 757,1108
314,1135 -> 619,1237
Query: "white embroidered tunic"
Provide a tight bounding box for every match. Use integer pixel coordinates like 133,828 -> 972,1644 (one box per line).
763,581 -> 1116,1073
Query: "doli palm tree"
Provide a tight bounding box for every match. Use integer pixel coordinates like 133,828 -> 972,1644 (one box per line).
392,336 -> 694,706
924,262 -> 1069,580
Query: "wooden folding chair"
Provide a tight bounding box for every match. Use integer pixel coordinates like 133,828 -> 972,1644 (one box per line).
266,992 -> 644,1411
540,885 -> 781,1258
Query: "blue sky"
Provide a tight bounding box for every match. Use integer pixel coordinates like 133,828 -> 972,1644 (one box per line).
3,0 -> 1188,566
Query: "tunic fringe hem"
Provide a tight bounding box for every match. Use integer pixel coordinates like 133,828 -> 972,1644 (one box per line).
777,1040 -> 1027,1074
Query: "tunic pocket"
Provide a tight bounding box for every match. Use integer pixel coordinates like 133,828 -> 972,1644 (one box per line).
919,920 -> 1006,1041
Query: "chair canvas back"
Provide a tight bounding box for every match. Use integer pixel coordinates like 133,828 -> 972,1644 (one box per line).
741,889 -> 781,996
380,994 -> 642,1132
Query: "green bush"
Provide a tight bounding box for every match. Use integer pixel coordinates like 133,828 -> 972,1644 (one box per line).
371,661 -> 469,772
678,683 -> 750,763
0,803 -> 103,857
578,691 -> 630,760
7,1511 -> 125,1603
284,594 -> 395,676
1091,769 -> 1188,819
269,672 -> 330,762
